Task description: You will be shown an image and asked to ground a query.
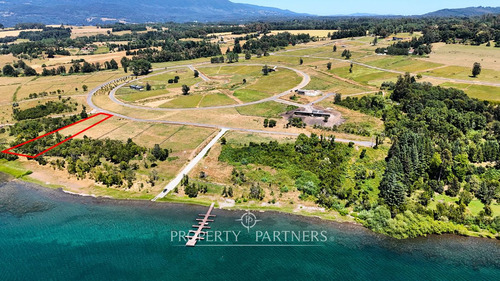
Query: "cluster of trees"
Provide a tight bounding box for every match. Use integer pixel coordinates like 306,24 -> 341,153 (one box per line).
167,75 -> 180,84
263,119 -> 277,128
330,28 -> 366,39
210,56 -> 225,63
180,175 -> 208,198
225,51 -> 239,63
129,58 -> 152,76
341,49 -> 352,59
7,114 -> 171,187
287,117 -> 306,128
241,32 -> 311,54
336,73 -> 500,235
220,134 -> 353,205
1,60 -> 37,77
334,94 -> 388,117
13,100 -> 76,121
375,37 -> 432,56
125,40 -> 221,63
18,27 -> 71,41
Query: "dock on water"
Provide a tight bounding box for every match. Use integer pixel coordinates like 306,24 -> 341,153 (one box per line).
186,202 -> 216,247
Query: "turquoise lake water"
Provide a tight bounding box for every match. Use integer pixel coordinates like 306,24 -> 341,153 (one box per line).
0,180 -> 499,280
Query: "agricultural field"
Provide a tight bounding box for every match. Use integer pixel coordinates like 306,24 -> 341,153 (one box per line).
269,30 -> 337,37
236,101 -> 292,118
115,64 -> 302,108
420,42 -> 500,70
439,83 -> 500,102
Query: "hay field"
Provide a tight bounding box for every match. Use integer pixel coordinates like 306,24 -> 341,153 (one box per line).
419,42 -> 500,70
269,30 -> 337,37
69,26 -> 112,38
13,71 -> 127,100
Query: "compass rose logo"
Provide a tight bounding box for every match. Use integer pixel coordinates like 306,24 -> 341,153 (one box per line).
236,210 -> 261,232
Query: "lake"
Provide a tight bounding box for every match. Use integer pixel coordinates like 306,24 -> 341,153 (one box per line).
0,180 -> 498,280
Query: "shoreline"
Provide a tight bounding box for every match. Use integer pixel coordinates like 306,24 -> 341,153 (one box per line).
2,171 -> 498,241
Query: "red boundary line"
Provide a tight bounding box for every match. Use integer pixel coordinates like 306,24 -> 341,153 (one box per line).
1,113 -> 113,158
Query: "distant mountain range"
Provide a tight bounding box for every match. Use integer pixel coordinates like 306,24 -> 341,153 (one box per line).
0,0 -> 306,26
0,1 -> 499,27
423,6 -> 500,17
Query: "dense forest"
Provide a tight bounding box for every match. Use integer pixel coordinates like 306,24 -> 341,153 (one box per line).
219,73 -> 500,238
336,74 -> 500,237
219,134 -> 353,205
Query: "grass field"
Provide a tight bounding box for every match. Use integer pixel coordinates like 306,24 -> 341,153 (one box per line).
360,56 -> 443,73
223,131 -> 296,145
304,70 -> 371,94
9,71 -> 127,101
439,82 -> 500,102
198,93 -> 237,107
115,68 -> 201,103
236,101 -> 291,118
0,160 -> 32,178
116,87 -> 170,102
233,89 -> 271,102
329,64 -> 398,87
269,30 -> 337,37
423,65 -> 500,83
243,68 -> 302,94
428,193 -> 500,216
421,42 -> 500,70
159,94 -> 203,108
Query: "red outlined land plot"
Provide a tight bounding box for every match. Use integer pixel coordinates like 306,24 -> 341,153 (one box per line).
1,113 -> 113,158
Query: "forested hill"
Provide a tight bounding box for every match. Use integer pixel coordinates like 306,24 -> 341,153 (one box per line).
424,6 -> 500,17
0,0 -> 305,26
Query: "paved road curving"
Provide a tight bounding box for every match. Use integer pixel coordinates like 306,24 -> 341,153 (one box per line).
86,63 -> 373,147
107,63 -> 310,111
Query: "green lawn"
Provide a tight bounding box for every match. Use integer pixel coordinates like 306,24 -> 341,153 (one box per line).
363,56 -> 442,73
423,66 -> 500,83
439,82 -> 500,102
428,193 -> 500,217
144,70 -> 200,89
233,89 -> 271,102
243,68 -> 302,95
304,71 -> 370,94
159,94 -> 203,108
94,46 -> 109,54
236,101 -> 292,117
329,65 -> 397,87
115,87 -> 169,102
198,93 -> 237,107
0,160 -> 32,178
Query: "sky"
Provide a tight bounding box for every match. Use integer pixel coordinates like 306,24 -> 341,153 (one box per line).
232,0 -> 500,16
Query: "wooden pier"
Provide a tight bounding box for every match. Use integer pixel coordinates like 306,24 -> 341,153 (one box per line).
186,202 -> 216,247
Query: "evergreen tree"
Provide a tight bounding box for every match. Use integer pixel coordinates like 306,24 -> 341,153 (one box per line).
182,84 -> 190,95
472,62 -> 481,77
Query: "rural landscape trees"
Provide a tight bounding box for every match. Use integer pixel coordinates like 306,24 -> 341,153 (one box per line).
472,62 -> 482,77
